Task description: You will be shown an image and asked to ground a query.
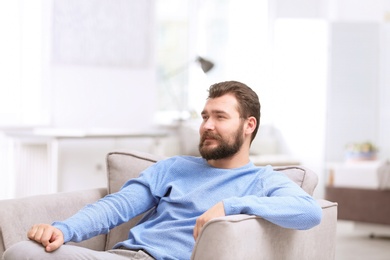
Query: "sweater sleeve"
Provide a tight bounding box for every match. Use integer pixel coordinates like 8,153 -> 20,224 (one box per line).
53,173 -> 159,243
222,171 -> 322,230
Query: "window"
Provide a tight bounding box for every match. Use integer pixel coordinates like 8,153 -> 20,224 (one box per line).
0,0 -> 47,126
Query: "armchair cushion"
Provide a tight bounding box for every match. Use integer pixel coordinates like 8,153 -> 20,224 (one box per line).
0,188 -> 107,255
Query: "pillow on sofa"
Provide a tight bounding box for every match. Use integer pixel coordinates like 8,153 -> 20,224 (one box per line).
106,150 -> 164,194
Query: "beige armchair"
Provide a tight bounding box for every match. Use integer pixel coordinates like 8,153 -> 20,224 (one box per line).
0,150 -> 338,259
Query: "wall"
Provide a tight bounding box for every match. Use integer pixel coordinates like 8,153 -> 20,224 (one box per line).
268,0 -> 328,198
45,0 -> 156,130
270,0 -> 390,197
326,0 -> 390,163
49,65 -> 158,192
326,23 -> 381,161
43,0 -> 159,193
50,67 -> 156,130
379,24 -> 390,159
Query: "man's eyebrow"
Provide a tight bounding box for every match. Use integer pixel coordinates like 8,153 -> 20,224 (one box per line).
201,110 -> 228,115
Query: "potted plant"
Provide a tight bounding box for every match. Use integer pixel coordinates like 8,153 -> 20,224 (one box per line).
345,141 -> 378,161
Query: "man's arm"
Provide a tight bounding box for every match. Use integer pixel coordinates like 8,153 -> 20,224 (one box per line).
222,182 -> 322,230
27,224 -> 64,252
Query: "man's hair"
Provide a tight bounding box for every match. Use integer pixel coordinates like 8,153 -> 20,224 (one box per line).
207,80 -> 261,142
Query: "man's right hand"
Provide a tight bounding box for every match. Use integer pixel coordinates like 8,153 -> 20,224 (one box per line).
27,224 -> 64,252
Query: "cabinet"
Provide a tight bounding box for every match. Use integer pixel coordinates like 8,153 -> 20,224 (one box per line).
325,186 -> 390,226
325,160 -> 390,236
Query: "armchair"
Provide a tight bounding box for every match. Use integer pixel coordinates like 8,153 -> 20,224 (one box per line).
0,150 -> 337,259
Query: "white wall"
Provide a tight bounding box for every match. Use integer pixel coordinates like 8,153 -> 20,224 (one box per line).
42,0 -> 159,193
49,66 -> 156,130
0,0 -> 161,198
48,65 -> 158,192
265,1 -> 329,198
379,24 -> 390,160
269,0 -> 390,197
44,0 -> 157,131
325,0 -> 390,163
326,22 -> 381,162
271,19 -> 328,198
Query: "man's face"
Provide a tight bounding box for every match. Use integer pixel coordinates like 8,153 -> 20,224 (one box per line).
198,94 -> 245,160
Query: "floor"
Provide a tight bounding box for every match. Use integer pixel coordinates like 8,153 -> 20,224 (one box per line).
336,221 -> 390,260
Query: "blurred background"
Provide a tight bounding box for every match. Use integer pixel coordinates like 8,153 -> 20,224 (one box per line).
0,0 -> 389,202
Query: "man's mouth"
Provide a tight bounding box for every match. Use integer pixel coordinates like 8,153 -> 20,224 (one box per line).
201,133 -> 221,143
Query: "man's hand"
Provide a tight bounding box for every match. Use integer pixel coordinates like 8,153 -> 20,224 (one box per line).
27,224 -> 64,252
193,202 -> 226,240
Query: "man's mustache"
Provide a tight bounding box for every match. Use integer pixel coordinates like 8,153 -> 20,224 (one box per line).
201,132 -> 222,143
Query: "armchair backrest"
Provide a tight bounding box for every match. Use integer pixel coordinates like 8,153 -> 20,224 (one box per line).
105,151 -> 162,250
104,150 -> 319,249
274,166 -> 318,195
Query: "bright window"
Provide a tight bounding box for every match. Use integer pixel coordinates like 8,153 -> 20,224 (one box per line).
0,0 -> 47,126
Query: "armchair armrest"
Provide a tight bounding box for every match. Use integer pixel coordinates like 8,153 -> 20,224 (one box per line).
0,188 -> 107,255
191,199 -> 337,260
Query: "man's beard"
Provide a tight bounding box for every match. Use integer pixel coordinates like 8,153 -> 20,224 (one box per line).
198,127 -> 244,160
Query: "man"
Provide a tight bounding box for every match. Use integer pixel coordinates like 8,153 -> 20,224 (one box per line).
3,81 -> 322,260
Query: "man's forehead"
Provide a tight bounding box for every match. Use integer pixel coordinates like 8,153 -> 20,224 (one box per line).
202,94 -> 239,114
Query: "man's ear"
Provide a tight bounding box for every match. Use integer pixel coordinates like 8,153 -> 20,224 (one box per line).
245,117 -> 257,135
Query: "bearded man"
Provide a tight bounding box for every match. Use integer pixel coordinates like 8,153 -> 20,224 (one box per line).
3,81 -> 322,260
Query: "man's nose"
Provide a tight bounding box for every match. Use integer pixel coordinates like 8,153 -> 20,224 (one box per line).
202,118 -> 215,130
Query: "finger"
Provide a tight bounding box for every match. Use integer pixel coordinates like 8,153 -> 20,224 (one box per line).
27,225 -> 39,240
33,225 -> 46,243
40,227 -> 54,247
193,225 -> 198,240
46,231 -> 64,252
46,239 -> 62,252
193,218 -> 205,241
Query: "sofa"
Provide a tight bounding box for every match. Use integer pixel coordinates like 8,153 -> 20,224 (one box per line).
0,150 -> 338,259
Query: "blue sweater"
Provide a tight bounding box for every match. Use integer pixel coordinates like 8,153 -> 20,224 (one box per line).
53,156 -> 322,260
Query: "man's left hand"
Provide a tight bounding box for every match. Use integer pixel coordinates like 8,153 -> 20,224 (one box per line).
193,201 -> 226,240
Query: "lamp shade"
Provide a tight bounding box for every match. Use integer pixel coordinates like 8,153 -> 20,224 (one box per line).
196,56 -> 214,73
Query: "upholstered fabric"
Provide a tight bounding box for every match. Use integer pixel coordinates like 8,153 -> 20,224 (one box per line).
191,199 -> 337,260
0,188 -> 107,254
274,166 -> 318,196
106,150 -> 163,194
